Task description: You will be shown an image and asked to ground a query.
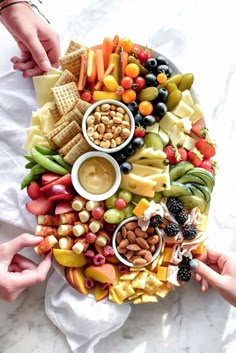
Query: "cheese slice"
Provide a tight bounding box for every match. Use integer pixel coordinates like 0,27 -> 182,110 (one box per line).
120,173 -> 156,197
33,74 -> 60,107
134,158 -> 169,171
147,172 -> 170,192
132,164 -> 163,177
128,148 -> 166,163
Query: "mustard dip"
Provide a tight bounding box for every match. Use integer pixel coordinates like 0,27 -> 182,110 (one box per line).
78,157 -> 116,194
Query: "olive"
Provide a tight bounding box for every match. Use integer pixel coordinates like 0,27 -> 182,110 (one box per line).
145,58 -> 158,73
111,152 -> 127,164
127,101 -> 138,114
156,87 -> 168,102
156,55 -> 169,66
157,64 -> 173,77
154,102 -> 167,117
166,82 -> 178,93
166,90 -> 182,111
178,73 -> 194,91
143,114 -> 156,126
132,137 -> 144,149
120,162 -> 133,174
145,73 -> 158,87
123,143 -> 135,156
134,113 -> 144,126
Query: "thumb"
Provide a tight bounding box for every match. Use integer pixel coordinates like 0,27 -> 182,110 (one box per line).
190,259 -> 223,289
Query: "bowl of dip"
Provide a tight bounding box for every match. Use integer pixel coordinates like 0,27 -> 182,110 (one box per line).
82,99 -> 135,154
71,151 -> 121,201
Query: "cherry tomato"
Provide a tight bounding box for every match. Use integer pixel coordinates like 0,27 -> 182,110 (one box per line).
131,46 -> 141,58
81,90 -> 92,102
125,63 -> 140,78
157,72 -> 167,84
122,89 -> 137,104
133,76 -> 146,91
121,76 -> 134,89
137,48 -> 152,63
118,38 -> 134,53
115,85 -> 125,96
138,101 -> 153,115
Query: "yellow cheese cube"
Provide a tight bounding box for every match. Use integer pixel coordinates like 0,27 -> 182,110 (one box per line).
120,173 -> 156,197
133,198 -> 150,218
147,172 -> 170,192
156,266 -> 168,281
162,247 -> 173,263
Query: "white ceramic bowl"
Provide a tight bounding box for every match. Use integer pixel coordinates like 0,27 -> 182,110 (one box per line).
71,151 -> 121,201
112,216 -> 163,267
82,99 -> 135,154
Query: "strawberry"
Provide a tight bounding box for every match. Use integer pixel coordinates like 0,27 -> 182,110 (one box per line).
199,160 -> 217,174
195,138 -> 216,159
187,148 -> 203,167
134,125 -> 146,138
191,118 -> 205,138
164,145 -> 187,165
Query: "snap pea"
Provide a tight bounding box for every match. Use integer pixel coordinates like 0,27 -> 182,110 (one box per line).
30,164 -> 48,175
52,155 -> 72,172
31,147 -> 68,175
35,145 -> 57,155
20,173 -> 39,190
25,161 -> 37,169
24,154 -> 34,162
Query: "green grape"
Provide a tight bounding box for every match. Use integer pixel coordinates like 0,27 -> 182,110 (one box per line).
123,203 -> 135,218
131,194 -> 143,204
148,192 -> 162,203
104,209 -> 125,224
105,194 -> 117,209
118,189 -> 133,203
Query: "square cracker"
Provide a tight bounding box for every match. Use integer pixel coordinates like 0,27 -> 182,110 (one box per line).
52,120 -> 81,147
51,82 -> 80,115
54,69 -> 78,87
63,137 -> 93,165
65,40 -> 85,54
59,47 -> 87,78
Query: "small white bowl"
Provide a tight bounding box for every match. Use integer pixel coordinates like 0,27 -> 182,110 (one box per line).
71,151 -> 121,201
82,99 -> 135,154
112,216 -> 163,268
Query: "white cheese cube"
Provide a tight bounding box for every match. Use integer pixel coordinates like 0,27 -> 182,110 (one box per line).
159,112 -> 178,133
190,103 -> 204,124
172,100 -> 194,118
181,90 -> 194,107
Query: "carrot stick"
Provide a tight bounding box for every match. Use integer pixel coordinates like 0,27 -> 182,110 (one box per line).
78,53 -> 87,91
113,34 -> 120,47
87,50 -> 97,83
102,37 -> 114,70
94,63 -> 115,91
95,49 -> 105,82
119,51 -> 128,82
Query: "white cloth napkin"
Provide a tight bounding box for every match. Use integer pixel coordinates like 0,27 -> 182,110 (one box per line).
0,71 -> 131,352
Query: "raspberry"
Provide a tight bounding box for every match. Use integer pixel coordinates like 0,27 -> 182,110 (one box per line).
103,245 -> 115,257
164,222 -> 179,237
182,224 -> 197,240
93,254 -> 106,266
118,263 -> 129,274
166,197 -> 183,214
175,210 -> 189,225
84,278 -> 95,289
177,267 -> 191,282
97,282 -> 111,290
84,249 -> 95,259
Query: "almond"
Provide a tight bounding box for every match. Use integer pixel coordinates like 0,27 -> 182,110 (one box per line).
119,239 -> 129,248
126,250 -> 134,261
134,227 -> 148,238
146,227 -> 155,234
136,249 -> 148,256
117,246 -> 127,254
116,231 -> 122,244
149,244 -> 156,253
147,235 -> 160,245
125,221 -> 138,231
136,237 -> 149,249
132,258 -> 148,266
126,244 -> 141,251
144,250 -> 152,263
121,226 -> 127,238
127,230 -> 136,243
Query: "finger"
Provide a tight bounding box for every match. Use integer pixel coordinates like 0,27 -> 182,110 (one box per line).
196,246 -> 226,264
200,278 -> 210,292
2,234 -> 43,258
26,35 -> 51,71
22,66 -> 44,78
13,60 -> 36,71
11,253 -> 38,271
190,259 -> 224,289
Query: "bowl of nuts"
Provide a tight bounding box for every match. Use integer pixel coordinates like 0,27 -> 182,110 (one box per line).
82,99 -> 135,153
112,216 -> 163,267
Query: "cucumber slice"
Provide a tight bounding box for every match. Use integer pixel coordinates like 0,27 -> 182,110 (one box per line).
144,132 -> 164,151
169,161 -> 194,181
186,168 -> 215,186
191,183 -> 211,203
179,195 -> 207,213
186,171 -> 214,191
176,174 -> 206,186
185,183 -> 206,201
162,181 -> 192,198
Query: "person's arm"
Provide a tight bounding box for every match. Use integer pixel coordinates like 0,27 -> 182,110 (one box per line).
0,0 -> 60,77
0,233 -> 52,302
190,246 -> 236,307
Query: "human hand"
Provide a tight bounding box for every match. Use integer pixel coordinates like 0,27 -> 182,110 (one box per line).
0,2 -> 60,77
190,246 -> 236,307
0,233 -> 52,302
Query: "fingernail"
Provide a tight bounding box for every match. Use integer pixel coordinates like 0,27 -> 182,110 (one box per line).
41,60 -> 51,71
190,260 -> 198,269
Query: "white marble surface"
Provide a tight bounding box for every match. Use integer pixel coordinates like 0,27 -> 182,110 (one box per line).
1,0 -> 236,352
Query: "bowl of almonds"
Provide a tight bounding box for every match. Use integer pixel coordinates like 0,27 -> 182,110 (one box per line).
82,99 -> 135,153
112,216 -> 163,267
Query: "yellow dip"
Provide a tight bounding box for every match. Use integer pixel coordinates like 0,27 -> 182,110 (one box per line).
78,157 -> 116,194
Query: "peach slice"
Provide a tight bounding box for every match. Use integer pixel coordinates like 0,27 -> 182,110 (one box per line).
84,263 -> 116,284
64,267 -> 76,289
53,249 -> 87,267
72,267 -> 89,295
93,286 -> 109,302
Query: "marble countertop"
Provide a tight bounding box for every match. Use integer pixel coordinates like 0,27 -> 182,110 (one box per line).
1,1 -> 236,352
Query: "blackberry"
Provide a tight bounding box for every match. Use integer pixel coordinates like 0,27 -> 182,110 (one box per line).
182,224 -> 198,240
179,255 -> 191,267
149,215 -> 164,228
175,209 -> 189,225
164,222 -> 179,237
177,267 -> 192,282
166,197 -> 183,214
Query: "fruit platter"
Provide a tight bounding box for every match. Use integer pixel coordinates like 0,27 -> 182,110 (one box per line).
21,35 -> 217,304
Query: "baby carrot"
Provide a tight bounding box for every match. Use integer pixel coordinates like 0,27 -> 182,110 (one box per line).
87,50 -> 97,83
95,49 -> 105,82
119,51 -> 128,82
78,53 -> 87,91
102,37 -> 114,70
94,63 -> 115,91
113,34 -> 120,46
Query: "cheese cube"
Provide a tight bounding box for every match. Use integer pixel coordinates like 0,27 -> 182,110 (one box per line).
182,135 -> 196,150
168,125 -> 186,146
176,117 -> 192,133
156,266 -> 168,281
146,122 -> 159,134
181,89 -> 194,107
159,112 -> 178,133
158,128 -> 169,146
190,103 -> 204,124
172,100 -> 194,118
